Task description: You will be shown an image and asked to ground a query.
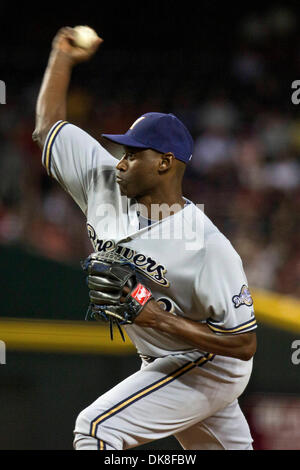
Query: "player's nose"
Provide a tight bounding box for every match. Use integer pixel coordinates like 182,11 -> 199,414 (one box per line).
116,156 -> 128,172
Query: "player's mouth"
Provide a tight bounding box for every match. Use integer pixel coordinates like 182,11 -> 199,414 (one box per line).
116,175 -> 128,194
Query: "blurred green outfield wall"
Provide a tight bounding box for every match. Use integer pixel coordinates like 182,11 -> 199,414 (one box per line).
0,245 -> 87,321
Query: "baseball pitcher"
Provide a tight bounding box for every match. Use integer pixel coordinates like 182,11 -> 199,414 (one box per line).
33,27 -> 257,450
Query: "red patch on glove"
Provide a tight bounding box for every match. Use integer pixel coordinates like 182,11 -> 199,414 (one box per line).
131,283 -> 152,305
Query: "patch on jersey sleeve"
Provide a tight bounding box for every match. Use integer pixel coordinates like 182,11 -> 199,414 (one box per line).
232,285 -> 253,308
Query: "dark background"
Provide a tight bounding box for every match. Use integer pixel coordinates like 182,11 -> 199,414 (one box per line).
2,1 -> 298,106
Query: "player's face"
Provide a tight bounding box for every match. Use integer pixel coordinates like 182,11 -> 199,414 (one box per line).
115,147 -> 161,198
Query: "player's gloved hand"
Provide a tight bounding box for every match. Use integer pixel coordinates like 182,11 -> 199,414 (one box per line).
81,252 -> 153,341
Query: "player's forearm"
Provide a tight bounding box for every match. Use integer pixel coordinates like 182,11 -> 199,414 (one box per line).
33,51 -> 73,147
165,316 -> 256,361
140,302 -> 256,361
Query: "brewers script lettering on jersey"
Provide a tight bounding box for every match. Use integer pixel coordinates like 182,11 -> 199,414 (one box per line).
42,120 -> 257,450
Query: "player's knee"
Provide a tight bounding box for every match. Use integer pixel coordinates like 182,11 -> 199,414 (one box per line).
73,408 -> 99,450
74,405 -> 123,450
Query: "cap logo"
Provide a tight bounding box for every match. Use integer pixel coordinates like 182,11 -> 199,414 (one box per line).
130,116 -> 146,130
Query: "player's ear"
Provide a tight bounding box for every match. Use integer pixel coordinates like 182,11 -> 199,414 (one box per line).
158,153 -> 174,173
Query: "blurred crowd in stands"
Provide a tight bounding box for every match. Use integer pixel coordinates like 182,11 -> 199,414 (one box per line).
1,6 -> 300,297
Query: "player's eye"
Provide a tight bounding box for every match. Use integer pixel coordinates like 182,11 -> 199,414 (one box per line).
122,152 -> 131,158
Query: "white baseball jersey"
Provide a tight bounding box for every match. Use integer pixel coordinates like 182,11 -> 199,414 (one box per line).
42,120 -> 257,450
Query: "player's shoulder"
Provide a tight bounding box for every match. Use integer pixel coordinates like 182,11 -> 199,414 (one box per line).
188,202 -> 222,241
206,228 -> 242,267
44,120 -> 93,146
191,204 -> 242,263
44,120 -> 118,168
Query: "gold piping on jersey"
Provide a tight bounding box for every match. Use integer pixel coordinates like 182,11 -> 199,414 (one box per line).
98,440 -> 105,450
206,318 -> 257,335
43,120 -> 69,176
90,353 -> 215,445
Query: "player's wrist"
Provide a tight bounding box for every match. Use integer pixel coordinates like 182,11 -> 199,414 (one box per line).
135,299 -> 166,329
49,48 -> 77,69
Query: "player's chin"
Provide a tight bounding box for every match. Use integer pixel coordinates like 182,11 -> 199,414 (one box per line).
124,189 -> 138,198
116,180 -> 127,195
118,183 -> 137,198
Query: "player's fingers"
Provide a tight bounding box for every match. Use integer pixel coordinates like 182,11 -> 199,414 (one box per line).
52,26 -> 76,49
120,286 -> 130,303
87,275 -> 122,291
89,290 -> 120,304
77,36 -> 103,58
57,26 -> 76,39
89,36 -> 104,53
62,26 -> 75,35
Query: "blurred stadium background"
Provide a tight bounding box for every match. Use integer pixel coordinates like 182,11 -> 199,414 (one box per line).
0,1 -> 300,450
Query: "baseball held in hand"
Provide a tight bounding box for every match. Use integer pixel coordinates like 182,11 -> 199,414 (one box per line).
73,26 -> 99,49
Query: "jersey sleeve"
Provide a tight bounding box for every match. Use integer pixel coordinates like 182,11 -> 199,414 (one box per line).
42,120 -> 118,214
195,234 -> 257,335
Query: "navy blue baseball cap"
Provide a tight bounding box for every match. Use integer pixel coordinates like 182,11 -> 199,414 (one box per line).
101,112 -> 193,163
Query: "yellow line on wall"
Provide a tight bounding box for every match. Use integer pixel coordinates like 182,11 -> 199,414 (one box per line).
0,289 -> 299,355
0,318 -> 136,354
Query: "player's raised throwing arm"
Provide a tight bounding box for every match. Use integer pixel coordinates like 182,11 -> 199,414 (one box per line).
32,27 -> 103,149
